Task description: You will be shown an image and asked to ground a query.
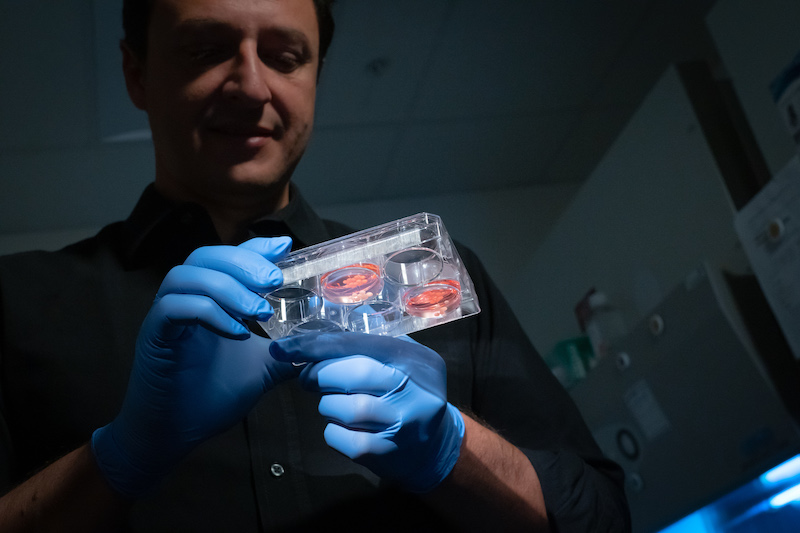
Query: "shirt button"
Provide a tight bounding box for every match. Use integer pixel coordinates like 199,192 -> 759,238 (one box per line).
270,463 -> 285,477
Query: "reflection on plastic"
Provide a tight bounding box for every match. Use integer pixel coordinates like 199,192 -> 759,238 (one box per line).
289,319 -> 344,335
403,280 -> 462,318
266,287 -> 321,323
347,301 -> 403,335
384,248 -> 443,286
320,264 -> 383,304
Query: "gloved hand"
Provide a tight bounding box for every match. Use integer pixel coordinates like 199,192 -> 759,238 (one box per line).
92,237 -> 297,498
269,332 -> 465,493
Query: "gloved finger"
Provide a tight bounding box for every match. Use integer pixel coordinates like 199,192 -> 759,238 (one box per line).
236,236 -> 293,261
317,393 -> 399,431
299,355 -> 406,394
148,293 -> 251,341
266,349 -> 306,385
395,334 -> 420,345
271,332 -> 445,395
323,423 -> 397,460
157,265 -> 272,320
183,242 -> 286,293
269,332 -> 435,366
270,332 -> 403,363
207,334 -> 303,390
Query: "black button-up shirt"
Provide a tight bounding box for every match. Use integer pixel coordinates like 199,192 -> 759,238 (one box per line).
0,184 -> 629,531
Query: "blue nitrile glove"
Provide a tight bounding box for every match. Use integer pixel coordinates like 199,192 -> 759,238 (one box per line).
92,237 -> 297,498
269,332 -> 465,493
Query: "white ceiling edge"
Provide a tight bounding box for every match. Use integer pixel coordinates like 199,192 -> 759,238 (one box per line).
103,129 -> 152,143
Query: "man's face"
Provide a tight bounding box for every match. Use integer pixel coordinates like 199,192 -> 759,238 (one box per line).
127,0 -> 320,205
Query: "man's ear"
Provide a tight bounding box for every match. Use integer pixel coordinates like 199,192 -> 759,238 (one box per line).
121,40 -> 147,111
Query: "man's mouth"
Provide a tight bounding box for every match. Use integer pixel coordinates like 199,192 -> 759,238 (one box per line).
207,123 -> 277,149
210,123 -> 274,138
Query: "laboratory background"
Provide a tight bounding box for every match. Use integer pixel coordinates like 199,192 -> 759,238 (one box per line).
2,1 -> 800,531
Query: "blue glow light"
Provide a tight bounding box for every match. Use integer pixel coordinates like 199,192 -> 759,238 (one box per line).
769,482 -> 800,509
762,454 -> 800,485
656,511 -> 710,533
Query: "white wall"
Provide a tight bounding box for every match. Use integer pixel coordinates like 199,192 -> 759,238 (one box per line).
512,66 -> 747,355
510,1 -> 800,354
707,0 -> 800,175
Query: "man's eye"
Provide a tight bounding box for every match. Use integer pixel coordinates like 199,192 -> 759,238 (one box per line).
263,52 -> 305,73
186,46 -> 230,64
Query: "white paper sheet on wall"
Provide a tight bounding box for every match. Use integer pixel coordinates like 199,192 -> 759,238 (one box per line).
734,156 -> 800,359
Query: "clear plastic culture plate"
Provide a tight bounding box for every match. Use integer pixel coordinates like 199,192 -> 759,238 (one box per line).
258,212 -> 480,339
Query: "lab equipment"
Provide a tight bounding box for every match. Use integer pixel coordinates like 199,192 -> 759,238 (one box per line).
259,213 -> 480,339
584,291 -> 627,362
569,263 -> 800,532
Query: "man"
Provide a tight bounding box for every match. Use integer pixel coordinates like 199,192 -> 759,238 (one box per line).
0,1 -> 630,531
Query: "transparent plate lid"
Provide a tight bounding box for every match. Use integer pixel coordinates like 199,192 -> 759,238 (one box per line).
259,212 -> 480,339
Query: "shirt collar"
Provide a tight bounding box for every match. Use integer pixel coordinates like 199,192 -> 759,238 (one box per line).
120,183 -> 334,269
246,183 -> 332,250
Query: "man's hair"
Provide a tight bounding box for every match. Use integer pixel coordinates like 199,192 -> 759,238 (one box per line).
122,0 -> 336,72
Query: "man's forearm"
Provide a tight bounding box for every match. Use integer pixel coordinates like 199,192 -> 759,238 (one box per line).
425,413 -> 550,532
0,443 -> 131,532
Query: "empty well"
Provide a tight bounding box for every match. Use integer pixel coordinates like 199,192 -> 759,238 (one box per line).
383,248 -> 443,286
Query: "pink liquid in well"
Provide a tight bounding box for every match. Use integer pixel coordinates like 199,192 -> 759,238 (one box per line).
403,280 -> 461,318
320,264 -> 383,304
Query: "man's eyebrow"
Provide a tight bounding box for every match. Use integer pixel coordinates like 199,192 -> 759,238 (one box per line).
268,27 -> 311,45
173,18 -> 237,35
173,18 -> 312,48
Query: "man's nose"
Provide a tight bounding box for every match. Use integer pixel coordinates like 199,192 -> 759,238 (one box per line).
223,42 -> 272,106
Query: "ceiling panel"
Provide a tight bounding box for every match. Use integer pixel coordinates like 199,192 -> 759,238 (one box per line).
411,0 -> 654,120
384,109 -> 581,197
543,103 -> 640,186
291,122 -> 400,206
314,0 -> 451,127
0,0 -> 723,238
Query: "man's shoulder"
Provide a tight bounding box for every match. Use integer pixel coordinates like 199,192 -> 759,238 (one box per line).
0,221 -> 126,277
